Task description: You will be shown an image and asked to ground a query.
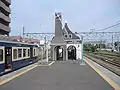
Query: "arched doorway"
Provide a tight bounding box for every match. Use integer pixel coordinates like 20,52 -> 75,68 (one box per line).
54,46 -> 64,61
67,45 -> 76,60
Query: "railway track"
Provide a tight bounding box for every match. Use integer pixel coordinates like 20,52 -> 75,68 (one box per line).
96,54 -> 120,65
85,53 -> 120,76
86,53 -> 120,67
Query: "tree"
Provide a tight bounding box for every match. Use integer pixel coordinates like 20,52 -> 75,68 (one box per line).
83,44 -> 97,52
83,44 -> 90,51
90,45 -> 97,52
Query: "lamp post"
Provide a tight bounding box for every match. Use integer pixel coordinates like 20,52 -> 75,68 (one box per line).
41,47 -> 44,61
80,34 -> 85,65
46,43 -> 49,62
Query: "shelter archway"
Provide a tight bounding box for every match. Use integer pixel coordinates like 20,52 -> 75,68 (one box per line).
67,45 -> 76,60
54,46 -> 64,61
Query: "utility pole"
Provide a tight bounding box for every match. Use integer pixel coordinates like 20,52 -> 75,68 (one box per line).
100,40 -> 102,51
80,35 -> 85,65
118,34 -> 120,52
112,34 -> 114,51
46,43 -> 48,62
23,26 -> 25,38
117,36 -> 119,51
44,36 -> 48,62
44,37 -> 46,59
22,26 -> 25,42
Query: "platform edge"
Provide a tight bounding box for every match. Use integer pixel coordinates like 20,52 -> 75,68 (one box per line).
85,57 -> 120,90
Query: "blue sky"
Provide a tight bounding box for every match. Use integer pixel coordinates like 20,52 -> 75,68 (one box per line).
10,0 -> 120,35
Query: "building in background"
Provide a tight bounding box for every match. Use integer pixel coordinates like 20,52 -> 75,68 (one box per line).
10,36 -> 40,44
85,40 -> 106,46
50,13 -> 82,61
0,0 -> 11,35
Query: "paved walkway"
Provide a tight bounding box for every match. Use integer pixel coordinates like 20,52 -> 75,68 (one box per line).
0,61 -> 114,90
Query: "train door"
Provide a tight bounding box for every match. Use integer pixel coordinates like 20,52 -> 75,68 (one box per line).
30,47 -> 33,58
5,47 -> 12,71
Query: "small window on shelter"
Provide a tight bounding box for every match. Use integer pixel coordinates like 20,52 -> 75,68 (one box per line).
64,35 -> 67,38
69,34 -> 72,38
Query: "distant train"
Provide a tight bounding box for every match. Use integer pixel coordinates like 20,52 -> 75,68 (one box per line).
0,40 -> 39,76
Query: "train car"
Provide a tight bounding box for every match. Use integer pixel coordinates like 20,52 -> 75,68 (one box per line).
0,40 -> 39,75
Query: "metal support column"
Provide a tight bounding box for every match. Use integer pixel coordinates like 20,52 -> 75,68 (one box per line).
80,35 -> 85,65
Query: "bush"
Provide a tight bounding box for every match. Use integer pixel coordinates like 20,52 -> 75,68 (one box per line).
84,44 -> 97,52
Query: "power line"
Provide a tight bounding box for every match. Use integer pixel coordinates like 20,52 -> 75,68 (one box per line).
95,22 -> 120,31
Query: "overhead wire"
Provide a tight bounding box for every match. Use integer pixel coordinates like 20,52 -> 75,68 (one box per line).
95,22 -> 120,31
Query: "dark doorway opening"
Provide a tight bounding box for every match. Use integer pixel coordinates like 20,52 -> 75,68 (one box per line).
5,47 -> 12,71
55,46 -> 63,61
68,45 -> 76,60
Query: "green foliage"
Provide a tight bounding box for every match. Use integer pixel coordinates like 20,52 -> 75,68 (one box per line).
83,44 -> 90,52
90,45 -> 97,52
83,44 -> 97,52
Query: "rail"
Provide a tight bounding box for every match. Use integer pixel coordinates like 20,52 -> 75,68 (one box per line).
85,53 -> 120,76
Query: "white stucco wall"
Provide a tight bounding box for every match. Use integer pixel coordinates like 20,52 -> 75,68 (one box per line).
67,44 -> 82,60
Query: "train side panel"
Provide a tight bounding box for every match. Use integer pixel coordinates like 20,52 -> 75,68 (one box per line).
0,41 -> 39,75
12,47 -> 35,70
0,63 -> 5,74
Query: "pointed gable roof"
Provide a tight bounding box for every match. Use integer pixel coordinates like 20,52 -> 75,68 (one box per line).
51,12 -> 66,44
64,23 -> 80,39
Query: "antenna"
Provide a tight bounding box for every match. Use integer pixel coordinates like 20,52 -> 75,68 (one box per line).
23,26 -> 25,38
65,20 -> 67,23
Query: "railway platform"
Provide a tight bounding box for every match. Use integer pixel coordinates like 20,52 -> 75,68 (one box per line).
0,58 -> 120,90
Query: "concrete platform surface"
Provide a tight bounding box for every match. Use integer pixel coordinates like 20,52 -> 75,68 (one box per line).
0,61 -> 114,90
85,57 -> 120,90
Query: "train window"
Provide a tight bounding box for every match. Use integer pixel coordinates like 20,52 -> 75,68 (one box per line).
18,49 -> 22,58
23,49 -> 26,57
0,49 -> 3,61
13,49 -> 17,59
28,49 -> 30,57
34,49 -> 35,56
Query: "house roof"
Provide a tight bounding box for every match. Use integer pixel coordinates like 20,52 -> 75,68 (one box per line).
10,36 -> 40,43
11,36 -> 22,41
63,23 -> 80,39
0,35 -> 14,41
